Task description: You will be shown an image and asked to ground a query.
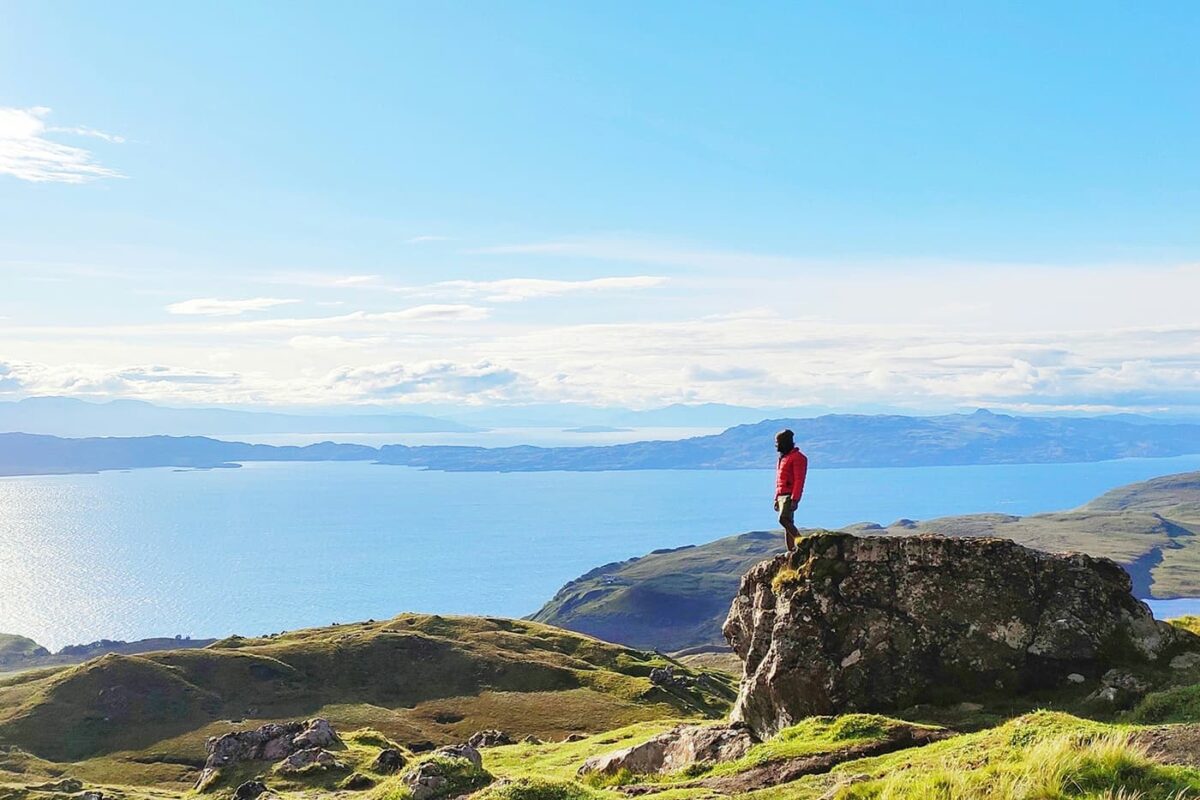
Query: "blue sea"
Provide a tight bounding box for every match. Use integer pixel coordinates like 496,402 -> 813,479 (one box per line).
4,454 -> 1200,650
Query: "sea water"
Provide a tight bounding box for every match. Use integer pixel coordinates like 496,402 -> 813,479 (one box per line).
4,454 -> 1200,650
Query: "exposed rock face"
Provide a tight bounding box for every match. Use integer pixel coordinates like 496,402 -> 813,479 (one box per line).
578,724 -> 755,776
723,533 -> 1199,738
195,718 -> 339,790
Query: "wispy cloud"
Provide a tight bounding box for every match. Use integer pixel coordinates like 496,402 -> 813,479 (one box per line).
261,271 -> 667,303
470,237 -> 810,272
230,304 -> 491,332
166,297 -> 301,316
321,359 -> 529,402
414,276 -> 668,303
406,235 -> 450,244
0,107 -> 125,183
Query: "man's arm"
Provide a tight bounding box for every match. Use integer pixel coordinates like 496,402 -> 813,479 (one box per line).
791,451 -> 808,503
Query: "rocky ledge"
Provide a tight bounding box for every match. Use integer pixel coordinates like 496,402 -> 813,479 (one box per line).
723,533 -> 1200,738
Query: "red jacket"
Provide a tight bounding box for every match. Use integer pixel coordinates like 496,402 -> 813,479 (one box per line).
776,448 -> 808,502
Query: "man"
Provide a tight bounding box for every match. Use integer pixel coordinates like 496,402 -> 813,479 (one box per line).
774,429 -> 808,551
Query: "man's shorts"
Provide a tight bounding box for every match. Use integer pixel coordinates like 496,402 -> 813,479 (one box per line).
777,494 -> 797,527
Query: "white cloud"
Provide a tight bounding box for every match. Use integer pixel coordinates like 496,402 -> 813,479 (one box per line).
166,297 -> 301,316
470,237 -> 810,272
406,235 -> 450,244
320,360 -> 530,403
420,276 -> 668,303
232,304 -> 491,332
263,271 -> 668,304
288,335 -> 385,352
47,125 -> 126,144
0,106 -> 124,183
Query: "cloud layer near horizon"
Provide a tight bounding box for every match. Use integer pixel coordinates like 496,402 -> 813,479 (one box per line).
3,240 -> 1199,414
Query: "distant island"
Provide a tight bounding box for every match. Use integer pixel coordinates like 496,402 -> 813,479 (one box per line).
0,633 -> 216,672
6,410 -> 1200,476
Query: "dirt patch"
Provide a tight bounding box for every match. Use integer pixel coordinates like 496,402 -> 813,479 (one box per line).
620,724 -> 951,795
1133,724 -> 1200,766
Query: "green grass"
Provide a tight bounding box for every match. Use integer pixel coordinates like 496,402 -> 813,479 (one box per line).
0,634 -> 48,664
834,729 -> 1197,799
370,754 -> 492,800
475,777 -> 604,800
1169,617 -> 1200,638
1126,683 -> 1200,725
0,614 -> 733,764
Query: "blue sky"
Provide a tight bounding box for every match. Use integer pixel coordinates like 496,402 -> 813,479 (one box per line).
1,2 -> 1198,412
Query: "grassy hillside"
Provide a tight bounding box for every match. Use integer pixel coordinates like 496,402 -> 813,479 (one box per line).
0,635 -> 48,667
0,614 -> 734,770
0,635 -> 218,675
531,532 -> 780,652
533,471 -> 1200,652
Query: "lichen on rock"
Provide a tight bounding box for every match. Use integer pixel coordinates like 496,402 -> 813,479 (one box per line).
723,533 -> 1200,738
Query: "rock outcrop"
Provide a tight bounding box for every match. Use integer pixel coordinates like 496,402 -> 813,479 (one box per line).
400,744 -> 486,800
723,533 -> 1200,738
467,729 -> 513,748
195,718 -> 340,790
578,724 -> 755,776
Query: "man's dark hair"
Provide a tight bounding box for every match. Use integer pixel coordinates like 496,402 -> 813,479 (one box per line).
776,428 -> 795,448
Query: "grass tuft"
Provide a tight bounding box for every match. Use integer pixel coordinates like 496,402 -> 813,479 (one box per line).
475,777 -> 602,800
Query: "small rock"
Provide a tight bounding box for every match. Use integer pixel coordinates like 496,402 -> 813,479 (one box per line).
1171,652 -> 1200,670
371,747 -> 407,774
955,701 -> 984,712
403,761 -> 449,800
340,772 -> 376,790
1086,669 -> 1151,708
78,792 -> 104,800
520,735 -> 543,745
232,781 -> 268,800
431,743 -> 482,769
649,666 -> 692,688
29,780 -> 84,794
467,729 -> 514,748
1067,673 -> 1086,684
277,747 -> 346,774
293,718 -> 339,749
563,734 -> 586,743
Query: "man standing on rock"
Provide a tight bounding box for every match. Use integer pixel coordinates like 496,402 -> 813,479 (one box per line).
774,429 -> 808,551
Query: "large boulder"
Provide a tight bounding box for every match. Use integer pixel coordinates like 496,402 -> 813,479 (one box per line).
723,533 -> 1200,738
578,724 -> 755,776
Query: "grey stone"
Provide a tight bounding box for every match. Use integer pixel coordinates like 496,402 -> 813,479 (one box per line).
722,533 -> 1198,738
578,724 -> 755,776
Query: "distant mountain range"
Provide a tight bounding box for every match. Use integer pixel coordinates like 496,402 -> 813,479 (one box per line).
6,410 -> 1200,476
377,409 -> 1200,470
0,396 -> 474,437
